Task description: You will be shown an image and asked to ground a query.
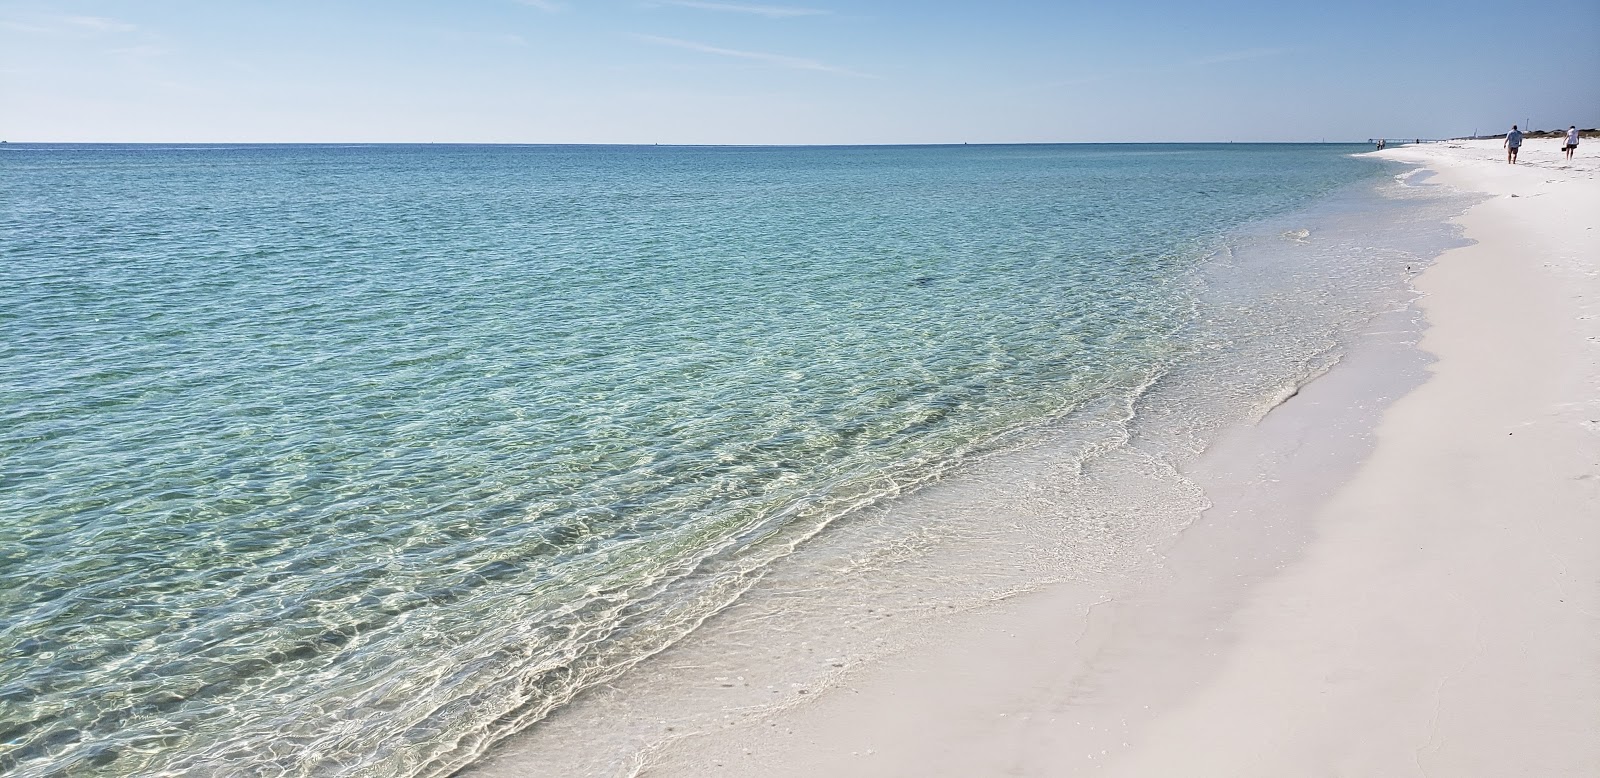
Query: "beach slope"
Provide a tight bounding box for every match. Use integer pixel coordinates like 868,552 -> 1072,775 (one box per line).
1093,141 -> 1600,775
638,139 -> 1600,777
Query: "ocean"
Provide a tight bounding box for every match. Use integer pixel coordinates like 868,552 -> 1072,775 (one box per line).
0,143 -> 1465,776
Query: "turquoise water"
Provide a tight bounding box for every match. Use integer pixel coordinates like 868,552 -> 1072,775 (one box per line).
2,144 -> 1387,776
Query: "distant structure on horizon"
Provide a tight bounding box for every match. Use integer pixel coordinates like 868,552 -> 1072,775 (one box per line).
1462,127 -> 1596,140
1369,138 -> 1441,146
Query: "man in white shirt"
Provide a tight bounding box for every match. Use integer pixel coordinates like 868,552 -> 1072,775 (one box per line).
1565,125 -> 1580,161
1504,125 -> 1524,164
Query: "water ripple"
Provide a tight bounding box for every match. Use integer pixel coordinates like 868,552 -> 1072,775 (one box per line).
1,143 -> 1387,776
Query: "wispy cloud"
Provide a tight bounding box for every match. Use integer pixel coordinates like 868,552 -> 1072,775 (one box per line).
660,1 -> 829,17
60,15 -> 137,33
0,20 -> 51,34
440,29 -> 528,47
1190,48 -> 1286,66
1,14 -> 137,36
634,33 -> 868,76
514,0 -> 565,12
1035,74 -> 1110,89
109,44 -> 167,57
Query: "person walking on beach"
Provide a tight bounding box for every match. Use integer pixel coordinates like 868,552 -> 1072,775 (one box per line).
1505,125 -> 1523,164
1565,125 -> 1580,161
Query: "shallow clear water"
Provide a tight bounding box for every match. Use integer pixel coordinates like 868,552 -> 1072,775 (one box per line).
2,143 -> 1391,776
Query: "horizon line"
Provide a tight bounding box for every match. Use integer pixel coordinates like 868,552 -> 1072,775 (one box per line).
0,139 -> 1419,148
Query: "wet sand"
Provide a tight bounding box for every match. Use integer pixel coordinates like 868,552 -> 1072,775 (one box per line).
627,140 -> 1600,776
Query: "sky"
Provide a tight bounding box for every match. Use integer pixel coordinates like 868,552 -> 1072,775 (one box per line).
2,0 -> 1597,144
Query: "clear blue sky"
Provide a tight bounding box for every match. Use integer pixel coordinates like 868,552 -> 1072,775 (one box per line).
3,0 -> 1597,143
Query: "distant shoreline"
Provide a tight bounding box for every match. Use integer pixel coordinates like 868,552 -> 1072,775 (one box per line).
502,140 -> 1600,778
3,140 -> 1391,148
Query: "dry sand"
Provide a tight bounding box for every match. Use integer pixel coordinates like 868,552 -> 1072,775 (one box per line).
633,139 -> 1600,777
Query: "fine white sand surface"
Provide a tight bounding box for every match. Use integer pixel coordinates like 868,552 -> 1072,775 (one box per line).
631,139 -> 1600,777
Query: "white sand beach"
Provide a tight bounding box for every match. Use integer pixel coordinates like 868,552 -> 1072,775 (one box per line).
622,140 -> 1600,776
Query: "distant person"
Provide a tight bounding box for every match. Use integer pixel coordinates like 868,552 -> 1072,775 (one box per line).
1565,125 -> 1580,161
1505,125 -> 1523,164
1376,139 -> 1386,151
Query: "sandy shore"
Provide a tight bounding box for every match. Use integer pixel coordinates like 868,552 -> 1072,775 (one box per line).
623,140 -> 1599,776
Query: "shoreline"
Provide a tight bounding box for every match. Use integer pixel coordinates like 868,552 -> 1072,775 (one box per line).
1088,140 -> 1600,775
457,156 -> 1443,777
2,144 -> 1435,778
472,140 -> 1598,775
1088,140 -> 1598,776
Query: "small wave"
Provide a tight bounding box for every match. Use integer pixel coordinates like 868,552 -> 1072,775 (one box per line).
1257,351 -> 1343,421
